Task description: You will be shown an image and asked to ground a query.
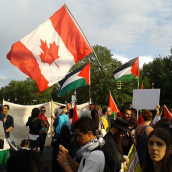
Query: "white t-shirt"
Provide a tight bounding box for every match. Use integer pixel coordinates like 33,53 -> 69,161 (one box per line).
78,150 -> 105,172
152,115 -> 161,125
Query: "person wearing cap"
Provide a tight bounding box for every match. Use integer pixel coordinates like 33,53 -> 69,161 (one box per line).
103,117 -> 130,171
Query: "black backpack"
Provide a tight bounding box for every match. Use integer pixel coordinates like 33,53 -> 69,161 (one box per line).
83,146 -> 116,172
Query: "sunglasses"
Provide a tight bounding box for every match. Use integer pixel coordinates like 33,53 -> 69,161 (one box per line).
41,110 -> 46,112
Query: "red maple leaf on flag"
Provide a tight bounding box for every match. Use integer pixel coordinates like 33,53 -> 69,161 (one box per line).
39,40 -> 60,67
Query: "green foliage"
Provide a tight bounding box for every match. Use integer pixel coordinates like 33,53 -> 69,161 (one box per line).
142,55 -> 172,107
0,78 -> 59,105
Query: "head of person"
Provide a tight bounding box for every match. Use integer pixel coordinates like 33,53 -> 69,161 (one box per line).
20,139 -> 30,148
66,103 -> 72,111
92,102 -> 99,110
120,105 -> 131,122
142,128 -> 172,172
55,108 -> 63,118
6,149 -> 48,172
60,106 -> 67,114
91,110 -> 99,130
3,105 -> 10,114
31,108 -> 40,118
40,106 -> 46,116
102,106 -> 111,117
69,109 -> 74,119
142,110 -> 153,122
74,116 -> 96,146
80,110 -> 91,118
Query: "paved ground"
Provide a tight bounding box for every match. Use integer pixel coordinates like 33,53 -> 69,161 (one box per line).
0,146 -> 52,172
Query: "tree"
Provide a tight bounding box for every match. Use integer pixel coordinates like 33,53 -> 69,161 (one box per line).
142,55 -> 172,107
54,45 -> 140,108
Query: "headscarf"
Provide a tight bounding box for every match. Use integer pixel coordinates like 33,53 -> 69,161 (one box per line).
56,114 -> 68,134
0,121 -> 5,140
80,110 -> 91,118
55,109 -> 63,119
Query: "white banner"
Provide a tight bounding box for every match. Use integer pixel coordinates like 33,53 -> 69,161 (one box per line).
3,100 -> 89,146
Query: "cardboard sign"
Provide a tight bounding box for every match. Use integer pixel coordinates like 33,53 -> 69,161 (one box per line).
132,89 -> 160,110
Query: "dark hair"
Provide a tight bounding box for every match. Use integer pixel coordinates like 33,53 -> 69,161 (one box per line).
20,139 -> 30,147
159,107 -> 164,114
31,108 -> 40,118
91,110 -> 99,130
3,105 -> 10,110
92,102 -> 98,106
7,150 -> 48,172
69,109 -> 74,118
142,128 -> 172,172
142,110 -> 153,121
153,117 -> 169,129
102,106 -> 109,114
60,106 -> 66,109
0,139 -> 4,149
120,105 -> 131,114
74,116 -> 96,136
40,106 -> 45,110
129,110 -> 138,128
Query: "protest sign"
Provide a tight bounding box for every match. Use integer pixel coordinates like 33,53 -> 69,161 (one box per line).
124,144 -> 141,172
132,89 -> 160,110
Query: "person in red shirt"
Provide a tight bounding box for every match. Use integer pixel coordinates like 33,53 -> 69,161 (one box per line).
38,106 -> 49,153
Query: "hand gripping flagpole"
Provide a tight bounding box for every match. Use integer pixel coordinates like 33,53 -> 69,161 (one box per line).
64,4 -> 119,107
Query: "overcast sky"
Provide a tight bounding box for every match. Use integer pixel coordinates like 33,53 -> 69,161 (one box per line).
0,0 -> 172,88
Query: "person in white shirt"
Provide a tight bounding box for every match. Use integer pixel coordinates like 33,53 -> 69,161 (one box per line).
57,116 -> 105,172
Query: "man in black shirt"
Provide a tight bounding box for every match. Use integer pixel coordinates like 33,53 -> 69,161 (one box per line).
3,105 -> 14,138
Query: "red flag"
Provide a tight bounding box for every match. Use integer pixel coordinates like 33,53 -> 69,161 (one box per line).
7,5 -> 92,94
108,93 -> 119,119
72,103 -> 79,125
164,105 -> 172,122
141,83 -> 143,89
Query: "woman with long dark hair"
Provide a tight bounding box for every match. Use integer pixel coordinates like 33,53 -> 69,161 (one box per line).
91,110 -> 105,137
142,128 -> 172,172
26,108 -> 42,149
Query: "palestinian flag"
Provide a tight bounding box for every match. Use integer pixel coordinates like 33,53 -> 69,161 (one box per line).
108,93 -> 119,119
113,57 -> 139,82
58,63 -> 90,96
70,103 -> 80,159
163,105 -> 172,122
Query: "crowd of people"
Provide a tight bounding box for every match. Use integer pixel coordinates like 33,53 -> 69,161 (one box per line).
0,102 -> 172,172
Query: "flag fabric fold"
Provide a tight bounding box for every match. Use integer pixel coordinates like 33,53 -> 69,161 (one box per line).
108,93 -> 119,119
113,57 -> 139,82
163,105 -> 172,122
58,63 -> 90,96
7,5 -> 92,94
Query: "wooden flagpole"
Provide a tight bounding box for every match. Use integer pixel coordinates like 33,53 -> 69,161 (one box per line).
64,3 -> 118,107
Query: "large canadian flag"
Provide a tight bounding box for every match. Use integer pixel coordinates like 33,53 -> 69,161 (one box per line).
7,5 -> 92,94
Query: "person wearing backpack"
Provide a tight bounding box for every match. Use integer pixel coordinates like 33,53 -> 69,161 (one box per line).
57,116 -> 107,172
103,117 -> 130,171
